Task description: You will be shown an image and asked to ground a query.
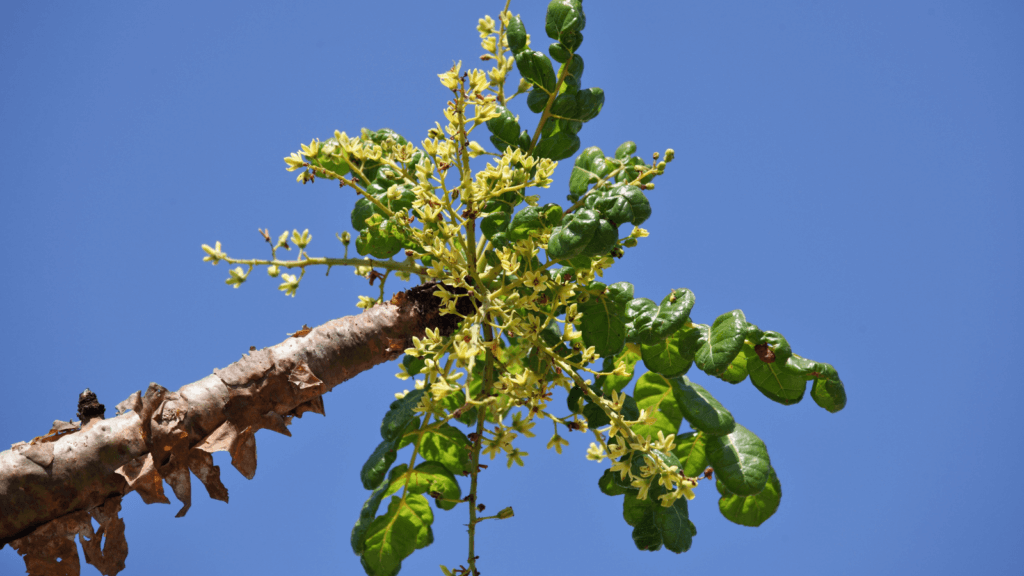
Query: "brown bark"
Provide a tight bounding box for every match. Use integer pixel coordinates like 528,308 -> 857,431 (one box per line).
0,282 -> 469,575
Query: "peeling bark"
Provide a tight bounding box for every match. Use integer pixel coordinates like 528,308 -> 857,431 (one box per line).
0,282 -> 469,575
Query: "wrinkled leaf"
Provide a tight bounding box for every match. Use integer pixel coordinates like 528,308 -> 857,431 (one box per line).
672,431 -> 708,478
811,363 -> 847,413
401,424 -> 473,476
384,461 -> 462,511
694,310 -> 747,376
381,390 -> 425,441
706,424 -> 771,496
632,372 -> 683,440
717,467 -> 782,527
597,346 -> 642,395
546,208 -> 617,260
673,376 -> 735,436
361,493 -> 434,576
748,352 -> 809,405
361,439 -> 399,490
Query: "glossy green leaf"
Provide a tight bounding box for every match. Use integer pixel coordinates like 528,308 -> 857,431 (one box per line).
615,141 -> 637,159
381,389 -> 425,441
673,376 -> 735,436
574,87 -> 604,122
361,493 -> 434,576
632,372 -> 683,440
567,385 -> 585,413
626,289 -> 695,345
642,323 -> 701,378
597,346 -> 642,395
654,498 -> 696,553
480,211 -> 511,239
515,50 -> 557,93
384,461 -> 462,511
351,480 -> 389,554
622,491 -> 695,553
401,424 -> 473,476
706,424 -> 771,496
507,206 -> 544,241
583,393 -> 638,429
545,0 -> 586,44
751,330 -> 793,364
578,289 -> 627,358
694,310 -> 748,376
534,131 -> 580,161
717,467 -> 782,527
486,105 -> 522,151
715,342 -> 752,384
355,214 -> 413,259
598,468 -> 631,496
546,208 -> 617,260
748,351 -> 809,405
569,146 -> 604,195
361,438 -> 399,490
811,363 -> 847,413
583,182 -> 651,227
549,42 -> 570,63
527,88 -> 549,114
672,431 -> 709,477
506,15 -> 528,54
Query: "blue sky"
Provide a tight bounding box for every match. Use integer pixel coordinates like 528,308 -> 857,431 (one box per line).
1,1 -> 1021,574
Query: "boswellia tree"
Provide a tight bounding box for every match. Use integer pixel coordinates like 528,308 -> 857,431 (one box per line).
0,2 -> 846,575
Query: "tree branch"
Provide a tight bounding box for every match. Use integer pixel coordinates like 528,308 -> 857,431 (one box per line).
0,282 -> 471,576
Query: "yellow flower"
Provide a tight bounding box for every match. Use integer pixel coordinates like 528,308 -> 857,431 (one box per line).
438,61 -> 462,90
546,434 -> 569,454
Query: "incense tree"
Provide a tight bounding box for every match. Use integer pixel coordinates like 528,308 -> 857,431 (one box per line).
0,2 -> 846,575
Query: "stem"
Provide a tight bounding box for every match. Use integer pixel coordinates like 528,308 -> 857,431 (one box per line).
218,254 -> 426,276
467,322 -> 496,576
527,53 -> 574,154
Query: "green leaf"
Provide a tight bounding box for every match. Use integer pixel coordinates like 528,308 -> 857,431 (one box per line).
381,390 -> 425,441
583,393 -> 638,429
584,182 -> 652,227
568,146 -> 605,195
748,351 -> 809,405
486,105 -> 523,151
355,214 -> 414,259
401,424 -> 473,476
361,438 -> 399,490
534,131 -> 581,161
578,289 -> 628,358
615,141 -> 637,159
361,493 -> 434,576
717,467 -> 782,527
597,346 -> 641,395
654,498 -> 696,553
632,372 -> 683,440
706,424 -> 771,496
716,342 -> 752,384
641,322 -> 700,378
515,50 -> 557,93
622,491 -> 696,553
506,15 -> 528,54
750,330 -> 793,364
545,0 -> 586,45
672,431 -> 709,477
575,87 -> 604,122
546,208 -> 617,260
694,310 -> 748,376
384,461 -> 462,511
811,363 -> 847,413
351,480 -> 390,554
673,376 -> 735,436
598,468 -> 631,497
626,289 -> 695,345
480,211 -> 511,239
